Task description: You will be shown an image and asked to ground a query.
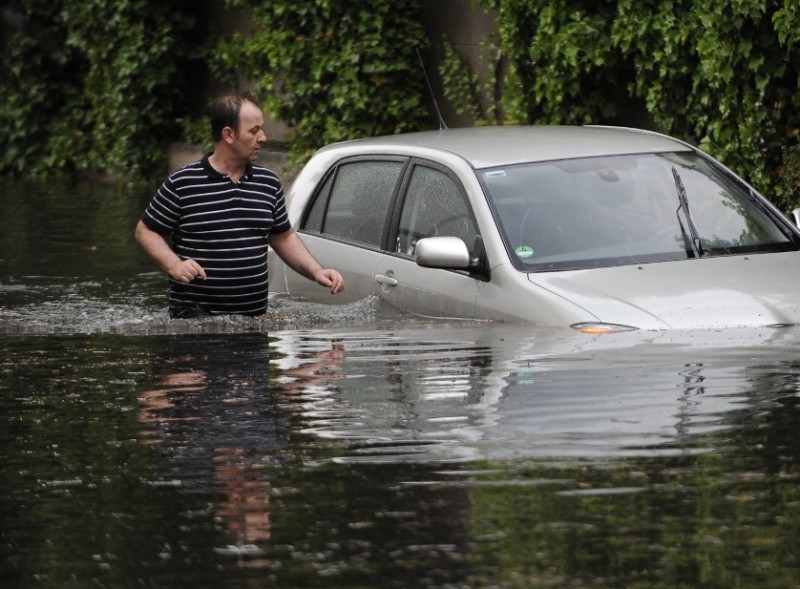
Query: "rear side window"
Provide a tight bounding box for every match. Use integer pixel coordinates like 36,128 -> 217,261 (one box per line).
302,160 -> 404,248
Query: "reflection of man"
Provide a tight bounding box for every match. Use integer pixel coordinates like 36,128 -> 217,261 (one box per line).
136,335 -> 282,566
139,371 -> 272,567
136,334 -> 348,568
278,340 -> 346,395
138,372 -> 206,445
214,447 -> 272,546
135,92 -> 344,318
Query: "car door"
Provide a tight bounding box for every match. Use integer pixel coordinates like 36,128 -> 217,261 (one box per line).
289,157 -> 407,303
375,161 -> 483,319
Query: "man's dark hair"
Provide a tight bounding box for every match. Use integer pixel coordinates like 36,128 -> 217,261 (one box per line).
208,92 -> 259,142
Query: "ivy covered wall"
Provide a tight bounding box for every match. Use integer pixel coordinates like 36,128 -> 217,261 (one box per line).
0,0 -> 434,180
211,0 -> 431,168
0,0 -> 206,179
478,0 -> 800,211
3,0 -> 800,213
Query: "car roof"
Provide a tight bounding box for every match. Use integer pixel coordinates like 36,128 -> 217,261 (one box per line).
316,125 -> 693,169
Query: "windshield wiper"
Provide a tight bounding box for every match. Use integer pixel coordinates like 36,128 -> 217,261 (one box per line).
671,167 -> 704,258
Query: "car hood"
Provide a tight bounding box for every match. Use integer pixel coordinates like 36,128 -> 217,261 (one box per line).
527,252 -> 800,329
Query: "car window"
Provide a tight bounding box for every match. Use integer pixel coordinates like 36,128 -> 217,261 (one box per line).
396,165 -> 479,256
302,172 -> 333,233
483,152 -> 797,271
302,160 -> 404,247
660,152 -> 790,250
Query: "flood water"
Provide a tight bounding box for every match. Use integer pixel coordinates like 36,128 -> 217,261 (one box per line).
2,178 -> 800,588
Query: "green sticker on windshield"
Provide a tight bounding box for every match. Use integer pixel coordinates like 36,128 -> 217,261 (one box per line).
515,245 -> 534,259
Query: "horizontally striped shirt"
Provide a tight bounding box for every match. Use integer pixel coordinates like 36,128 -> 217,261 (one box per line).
141,156 -> 291,316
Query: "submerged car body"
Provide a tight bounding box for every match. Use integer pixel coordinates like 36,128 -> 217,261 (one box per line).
270,126 -> 800,330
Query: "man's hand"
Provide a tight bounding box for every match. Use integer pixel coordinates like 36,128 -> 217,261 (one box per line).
168,259 -> 207,283
313,268 -> 345,294
135,221 -> 207,284
269,229 -> 346,294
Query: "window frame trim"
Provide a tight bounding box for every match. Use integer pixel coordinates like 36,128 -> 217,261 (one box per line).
297,154 -> 409,250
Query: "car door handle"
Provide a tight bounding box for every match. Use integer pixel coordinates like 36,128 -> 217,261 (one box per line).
374,273 -> 398,287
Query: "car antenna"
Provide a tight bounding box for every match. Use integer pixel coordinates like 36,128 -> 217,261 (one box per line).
416,48 -> 449,131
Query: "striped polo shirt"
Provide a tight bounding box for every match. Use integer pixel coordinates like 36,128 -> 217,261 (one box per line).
141,156 -> 291,316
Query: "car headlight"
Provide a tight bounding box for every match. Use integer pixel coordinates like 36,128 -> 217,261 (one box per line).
570,322 -> 639,334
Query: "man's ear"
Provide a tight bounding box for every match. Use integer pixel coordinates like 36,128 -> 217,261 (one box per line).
221,126 -> 236,144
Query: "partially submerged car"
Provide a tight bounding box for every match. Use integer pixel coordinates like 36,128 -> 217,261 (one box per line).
270,126 -> 800,331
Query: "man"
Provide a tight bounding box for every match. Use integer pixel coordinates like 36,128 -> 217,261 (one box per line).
135,92 -> 344,318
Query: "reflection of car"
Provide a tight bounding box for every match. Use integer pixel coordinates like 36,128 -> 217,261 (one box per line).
268,322 -> 800,462
270,126 -> 800,330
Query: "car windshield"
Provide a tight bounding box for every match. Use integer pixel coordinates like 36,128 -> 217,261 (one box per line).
481,152 -> 798,271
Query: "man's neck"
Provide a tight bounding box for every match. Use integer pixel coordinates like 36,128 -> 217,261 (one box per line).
208,152 -> 247,183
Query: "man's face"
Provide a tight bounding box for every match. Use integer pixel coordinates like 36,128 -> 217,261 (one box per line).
230,101 -> 267,163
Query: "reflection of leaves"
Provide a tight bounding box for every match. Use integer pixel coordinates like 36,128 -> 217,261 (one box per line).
703,236 -> 741,251
719,193 -> 766,242
720,192 -> 745,217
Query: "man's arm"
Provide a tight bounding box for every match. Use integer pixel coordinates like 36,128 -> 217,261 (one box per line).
268,228 -> 345,294
134,220 -> 207,283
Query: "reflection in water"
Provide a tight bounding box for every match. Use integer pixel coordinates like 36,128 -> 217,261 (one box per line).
133,334 -> 359,571
136,335 -> 284,569
3,178 -> 800,588
268,325 -> 800,464
270,327 -> 498,463
141,371 -> 275,559
139,371 -> 207,445
3,324 -> 800,587
265,325 -> 800,587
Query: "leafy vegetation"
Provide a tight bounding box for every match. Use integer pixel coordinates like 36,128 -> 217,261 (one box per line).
0,0 -> 203,179
438,35 -> 504,126
479,0 -> 800,211
212,0 -> 431,169
4,0 -> 800,212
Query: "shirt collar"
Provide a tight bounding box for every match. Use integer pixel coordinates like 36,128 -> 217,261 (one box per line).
201,154 -> 254,180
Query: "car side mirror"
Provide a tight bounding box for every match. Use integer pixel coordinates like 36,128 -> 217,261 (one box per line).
415,236 -> 471,270
792,208 -> 800,228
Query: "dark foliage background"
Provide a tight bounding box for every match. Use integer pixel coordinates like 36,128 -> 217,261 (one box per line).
3,0 -> 800,211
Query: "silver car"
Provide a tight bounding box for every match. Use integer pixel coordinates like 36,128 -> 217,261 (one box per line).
270,126 -> 800,331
